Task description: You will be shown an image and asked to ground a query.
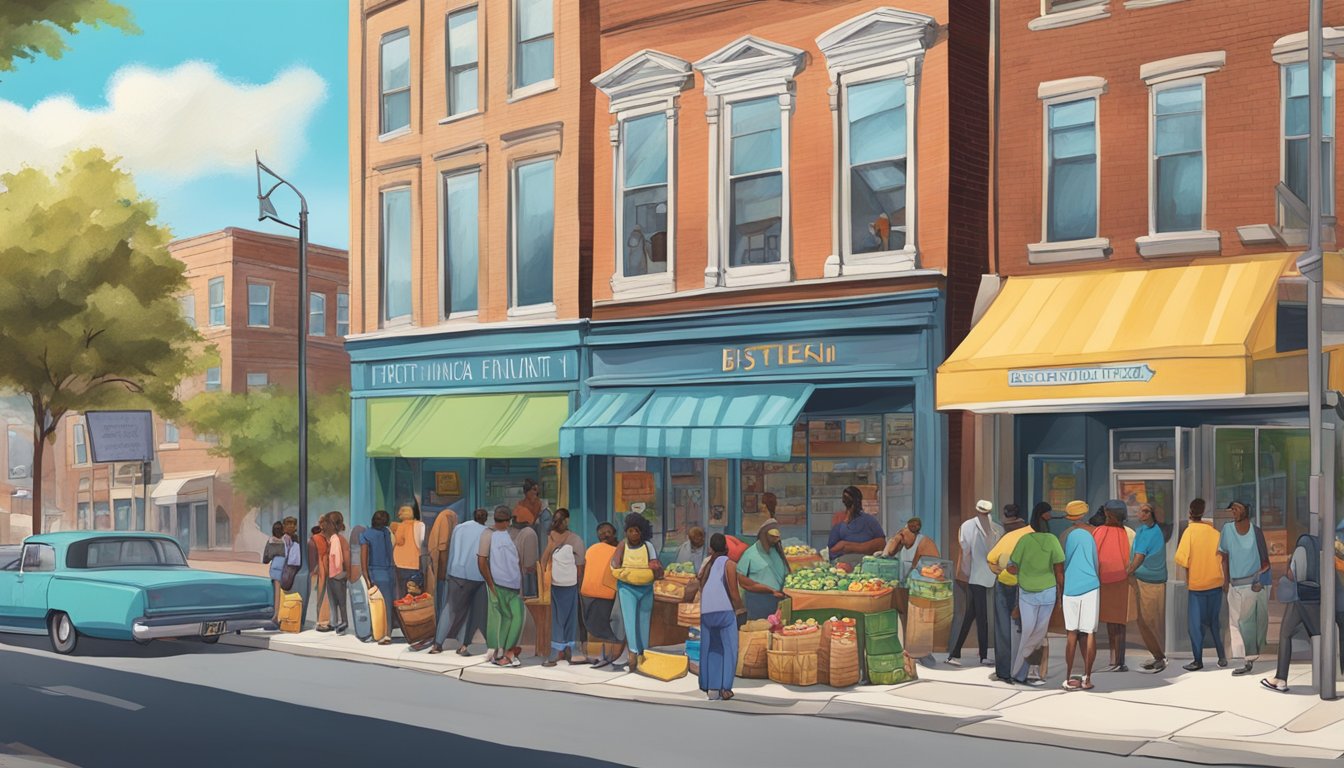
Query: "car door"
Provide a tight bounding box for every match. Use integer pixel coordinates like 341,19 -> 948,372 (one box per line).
14,544 -> 56,630
0,550 -> 20,626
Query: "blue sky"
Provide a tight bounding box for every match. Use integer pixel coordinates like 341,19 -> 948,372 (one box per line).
0,0 -> 349,248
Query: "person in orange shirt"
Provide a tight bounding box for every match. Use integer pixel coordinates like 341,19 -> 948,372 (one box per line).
514,479 -> 542,526
581,522 -> 625,669
309,522 -> 330,630
1174,498 -> 1227,671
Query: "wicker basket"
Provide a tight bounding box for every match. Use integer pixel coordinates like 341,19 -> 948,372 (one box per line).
394,598 -> 436,645
676,602 -> 701,628
737,625 -> 771,679
767,649 -> 819,686
783,587 -> 894,613
818,632 -> 860,688
770,626 -> 822,654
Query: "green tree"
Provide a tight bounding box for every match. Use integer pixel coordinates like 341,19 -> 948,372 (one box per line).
183,388 -> 351,515
0,0 -> 137,72
0,148 -> 201,533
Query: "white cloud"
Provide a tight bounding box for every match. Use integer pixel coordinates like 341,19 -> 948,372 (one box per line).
0,61 -> 326,181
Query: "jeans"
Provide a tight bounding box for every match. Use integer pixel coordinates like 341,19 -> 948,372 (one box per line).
699,610 -> 738,693
435,578 -> 451,618
617,582 -> 655,654
1274,601 -> 1344,680
326,576 -> 348,629
435,576 -> 486,648
550,584 -> 580,655
993,583 -> 1020,679
1187,587 -> 1226,664
951,583 -> 990,660
1013,587 -> 1056,682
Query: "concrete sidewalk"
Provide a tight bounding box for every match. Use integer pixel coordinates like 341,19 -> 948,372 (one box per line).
225,629 -> 1344,767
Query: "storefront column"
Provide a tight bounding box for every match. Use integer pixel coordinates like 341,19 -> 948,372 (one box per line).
914,373 -> 945,552
349,398 -> 372,528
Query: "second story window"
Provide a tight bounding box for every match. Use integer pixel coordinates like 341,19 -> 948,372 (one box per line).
1046,98 -> 1098,243
1282,60 -> 1336,230
447,7 -> 479,116
205,366 -> 222,392
247,282 -> 271,327
309,293 -> 326,336
510,158 -> 555,311
846,78 -> 908,256
336,292 -> 350,337
381,187 -> 413,324
620,113 -> 670,280
728,97 -> 784,268
164,421 -> 179,445
380,29 -> 411,136
1152,82 -> 1204,234
208,277 -> 225,326
179,294 -> 196,329
444,170 -> 480,316
513,0 -> 554,93
74,423 -> 88,465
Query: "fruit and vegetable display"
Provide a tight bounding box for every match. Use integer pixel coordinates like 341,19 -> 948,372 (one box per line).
907,557 -> 954,602
653,580 -> 688,600
780,618 -> 822,635
784,545 -> 818,557
784,565 -> 890,593
665,561 -> 697,575
859,555 -> 905,584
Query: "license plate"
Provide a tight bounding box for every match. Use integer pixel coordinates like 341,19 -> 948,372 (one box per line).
202,621 -> 226,637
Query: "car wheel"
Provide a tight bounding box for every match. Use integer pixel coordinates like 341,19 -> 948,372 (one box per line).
200,635 -> 220,644
48,612 -> 78,655
132,637 -> 153,647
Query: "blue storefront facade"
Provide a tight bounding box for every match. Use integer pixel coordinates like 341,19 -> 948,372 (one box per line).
563,291 -> 947,560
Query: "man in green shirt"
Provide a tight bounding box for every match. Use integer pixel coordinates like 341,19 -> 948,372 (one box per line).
1007,507 -> 1065,686
738,518 -> 788,619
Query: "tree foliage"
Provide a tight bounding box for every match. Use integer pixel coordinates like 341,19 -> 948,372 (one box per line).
0,0 -> 137,72
183,388 -> 351,513
0,149 -> 201,531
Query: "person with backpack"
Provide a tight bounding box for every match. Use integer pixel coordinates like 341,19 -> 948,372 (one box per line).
1219,501 -> 1271,677
1261,531 -> 1344,693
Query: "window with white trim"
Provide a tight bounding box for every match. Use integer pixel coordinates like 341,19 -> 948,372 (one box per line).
380,29 -> 411,136
816,10 -> 935,277
381,187 -> 413,324
179,294 -> 196,329
1282,60 -> 1336,229
164,421 -> 179,445
1046,98 -> 1099,242
309,292 -> 326,337
1151,81 -> 1204,234
510,158 -> 555,310
336,292 -> 349,337
208,277 -> 225,326
247,282 -> 271,328
73,423 -> 88,465
446,7 -> 478,117
695,36 -> 805,288
444,170 -> 480,316
513,0 -> 553,93
205,366 -> 221,392
593,49 -> 691,299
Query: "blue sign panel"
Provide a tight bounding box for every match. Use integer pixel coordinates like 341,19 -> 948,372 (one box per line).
365,349 -> 579,390
591,333 -> 926,384
1008,363 -> 1155,387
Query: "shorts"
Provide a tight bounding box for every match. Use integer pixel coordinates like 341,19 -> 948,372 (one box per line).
1063,589 -> 1100,634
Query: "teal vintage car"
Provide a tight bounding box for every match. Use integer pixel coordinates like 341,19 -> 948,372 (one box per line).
0,531 -> 274,654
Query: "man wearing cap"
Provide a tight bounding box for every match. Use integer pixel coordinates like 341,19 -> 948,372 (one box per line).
1219,500 -> 1269,676
948,500 -> 1003,667
1175,498 -> 1226,671
479,505 -> 525,667
986,503 -> 1034,682
1060,500 -> 1100,690
737,519 -> 790,619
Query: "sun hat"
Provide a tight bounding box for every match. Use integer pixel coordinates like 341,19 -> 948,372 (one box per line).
1065,500 -> 1090,520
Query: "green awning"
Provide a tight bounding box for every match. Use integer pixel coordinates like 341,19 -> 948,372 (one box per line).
366,393 -> 571,458
558,384 -> 814,460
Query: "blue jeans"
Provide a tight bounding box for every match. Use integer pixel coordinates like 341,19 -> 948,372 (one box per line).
1188,588 -> 1226,664
617,582 -> 654,654
993,583 -> 1019,680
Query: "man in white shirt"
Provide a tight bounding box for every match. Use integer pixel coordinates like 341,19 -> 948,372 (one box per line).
948,500 -> 1003,667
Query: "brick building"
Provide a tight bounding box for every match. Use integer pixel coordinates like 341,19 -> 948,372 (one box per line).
57,228 -> 349,560
939,0 -> 1344,657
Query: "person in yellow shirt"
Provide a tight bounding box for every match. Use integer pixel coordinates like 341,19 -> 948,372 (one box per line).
1174,498 -> 1227,671
987,503 -> 1042,683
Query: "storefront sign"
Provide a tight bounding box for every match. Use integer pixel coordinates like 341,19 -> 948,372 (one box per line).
367,350 -> 579,390
1008,363 -> 1156,387
592,333 -> 922,382
721,341 -> 836,372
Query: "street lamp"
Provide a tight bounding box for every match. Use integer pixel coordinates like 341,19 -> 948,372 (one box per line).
255,153 -> 311,619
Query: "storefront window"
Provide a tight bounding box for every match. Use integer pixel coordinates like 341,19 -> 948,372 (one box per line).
884,414 -> 915,531
707,459 -> 729,534
420,460 -> 471,527
742,458 -> 807,543
808,416 -> 881,549
483,458 -> 565,515
613,456 -> 661,536
1213,428 -> 1257,532
667,460 -> 704,554
1257,428 -> 1309,591
1113,428 -> 1177,471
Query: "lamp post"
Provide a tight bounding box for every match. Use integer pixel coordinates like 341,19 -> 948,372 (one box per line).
255,153 -> 311,619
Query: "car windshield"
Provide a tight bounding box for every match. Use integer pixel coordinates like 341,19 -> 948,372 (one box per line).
66,538 -> 188,569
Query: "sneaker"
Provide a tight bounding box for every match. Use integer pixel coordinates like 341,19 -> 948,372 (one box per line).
945,656 -> 963,667
1150,659 -> 1167,673
1141,659 -> 1159,671
1021,678 -> 1046,687
1232,662 -> 1254,677
456,646 -> 473,657
1217,657 -> 1229,668
1100,664 -> 1128,673
1182,661 -> 1204,672
316,624 -> 333,633
980,658 -> 994,667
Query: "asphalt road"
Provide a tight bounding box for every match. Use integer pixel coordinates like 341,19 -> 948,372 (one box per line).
0,635 -> 1249,768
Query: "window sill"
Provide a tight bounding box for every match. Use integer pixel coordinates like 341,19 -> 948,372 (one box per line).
381,317 -> 416,332
508,80 -> 558,104
1123,0 -> 1185,8
824,248 -> 919,278
1027,237 -> 1111,265
1028,4 -> 1110,31
1236,224 -> 1280,246
1136,230 -> 1221,258
507,302 -> 558,320
158,443 -> 179,451
378,126 -> 412,142
720,262 -> 791,289
610,271 -> 675,301
439,110 -> 482,126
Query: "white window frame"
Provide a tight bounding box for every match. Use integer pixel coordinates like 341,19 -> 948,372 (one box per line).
309,292 -> 326,337
246,373 -> 269,391
694,36 -> 806,289
179,293 -> 196,329
439,167 -> 482,321
73,423 -> 88,466
207,277 -> 225,327
1029,0 -> 1110,32
816,9 -> 936,278
336,292 -> 350,337
445,6 -> 480,120
511,0 -> 556,101
163,421 -> 180,447
205,366 -> 222,392
1030,76 -> 1109,265
246,281 -> 272,328
379,28 -> 412,140
380,185 -> 415,327
508,155 -> 558,317
593,50 -> 693,300
1279,61 -> 1336,236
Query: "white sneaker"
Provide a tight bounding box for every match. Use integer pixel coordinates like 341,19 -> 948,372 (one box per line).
945,656 -> 963,667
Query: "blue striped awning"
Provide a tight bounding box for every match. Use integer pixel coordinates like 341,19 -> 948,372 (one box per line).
559,384 -> 814,460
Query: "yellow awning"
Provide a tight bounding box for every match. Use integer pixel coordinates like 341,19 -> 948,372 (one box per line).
937,253 -> 1313,413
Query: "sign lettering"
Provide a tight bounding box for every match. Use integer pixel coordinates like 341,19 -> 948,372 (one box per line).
721,341 -> 836,372
1008,364 -> 1156,387
365,350 -> 578,390
85,411 -> 155,463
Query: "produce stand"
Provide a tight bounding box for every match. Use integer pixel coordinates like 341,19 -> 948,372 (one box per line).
903,557 -> 953,657
649,563 -> 696,648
